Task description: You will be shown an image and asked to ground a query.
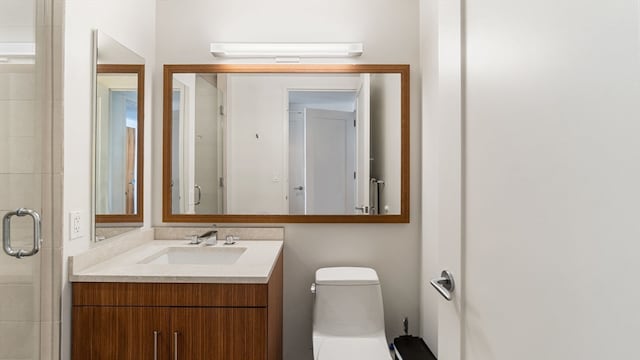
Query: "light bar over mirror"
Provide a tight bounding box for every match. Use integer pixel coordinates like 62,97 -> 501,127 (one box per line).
210,43 -> 364,59
163,64 -> 409,223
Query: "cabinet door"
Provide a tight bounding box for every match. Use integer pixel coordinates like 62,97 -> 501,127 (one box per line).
171,307 -> 267,360
73,306 -> 170,360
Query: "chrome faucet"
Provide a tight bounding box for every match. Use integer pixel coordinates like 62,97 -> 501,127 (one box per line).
186,225 -> 218,245
199,228 -> 218,246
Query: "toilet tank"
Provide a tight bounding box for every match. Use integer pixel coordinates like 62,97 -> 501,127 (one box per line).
312,267 -> 386,337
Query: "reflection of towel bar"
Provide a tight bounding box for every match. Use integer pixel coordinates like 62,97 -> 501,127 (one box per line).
369,178 -> 385,215
194,185 -> 202,206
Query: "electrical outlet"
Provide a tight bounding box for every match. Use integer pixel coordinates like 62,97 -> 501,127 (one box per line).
69,211 -> 82,240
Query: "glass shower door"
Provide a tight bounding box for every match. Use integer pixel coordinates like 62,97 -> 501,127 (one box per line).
0,0 -> 53,358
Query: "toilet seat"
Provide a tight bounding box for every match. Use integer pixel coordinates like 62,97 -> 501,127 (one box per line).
315,336 -> 391,360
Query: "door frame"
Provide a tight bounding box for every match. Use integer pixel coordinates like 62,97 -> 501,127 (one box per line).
421,0 -> 464,358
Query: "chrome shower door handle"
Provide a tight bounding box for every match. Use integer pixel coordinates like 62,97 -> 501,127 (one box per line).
430,270 -> 455,301
2,208 -> 42,259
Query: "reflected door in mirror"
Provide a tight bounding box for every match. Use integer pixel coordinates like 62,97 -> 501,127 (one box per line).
302,108 -> 356,215
96,78 -> 137,214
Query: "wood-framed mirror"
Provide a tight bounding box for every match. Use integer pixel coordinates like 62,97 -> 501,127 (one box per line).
93,30 -> 145,234
163,64 -> 409,223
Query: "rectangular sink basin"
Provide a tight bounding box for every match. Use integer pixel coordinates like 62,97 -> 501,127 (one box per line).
139,247 -> 247,265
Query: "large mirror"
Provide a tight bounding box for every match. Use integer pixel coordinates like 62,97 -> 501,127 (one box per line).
163,64 -> 409,223
93,30 -> 145,240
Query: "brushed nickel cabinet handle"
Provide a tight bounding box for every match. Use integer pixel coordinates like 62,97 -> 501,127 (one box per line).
173,331 -> 179,360
153,331 -> 160,360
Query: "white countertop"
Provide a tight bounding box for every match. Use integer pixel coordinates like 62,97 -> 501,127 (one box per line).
69,240 -> 283,284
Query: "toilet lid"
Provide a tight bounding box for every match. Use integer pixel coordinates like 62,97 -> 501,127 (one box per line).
315,267 -> 380,285
317,337 -> 391,360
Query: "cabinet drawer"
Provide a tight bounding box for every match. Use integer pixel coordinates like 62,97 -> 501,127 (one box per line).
73,282 -> 268,307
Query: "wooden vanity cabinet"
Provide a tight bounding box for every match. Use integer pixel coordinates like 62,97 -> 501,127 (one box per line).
72,306 -> 171,360
171,307 -> 267,359
71,255 -> 283,360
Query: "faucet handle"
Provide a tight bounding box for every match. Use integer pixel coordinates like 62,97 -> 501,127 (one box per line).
185,235 -> 199,245
224,235 -> 237,245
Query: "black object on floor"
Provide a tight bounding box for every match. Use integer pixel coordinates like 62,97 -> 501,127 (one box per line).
393,335 -> 437,360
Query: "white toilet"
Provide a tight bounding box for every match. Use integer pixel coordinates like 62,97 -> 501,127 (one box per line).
312,267 -> 391,360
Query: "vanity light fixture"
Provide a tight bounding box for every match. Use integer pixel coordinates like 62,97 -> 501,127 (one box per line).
210,42 -> 364,60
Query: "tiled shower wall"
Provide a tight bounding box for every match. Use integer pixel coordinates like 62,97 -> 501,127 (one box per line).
0,69 -> 42,360
0,0 -> 61,359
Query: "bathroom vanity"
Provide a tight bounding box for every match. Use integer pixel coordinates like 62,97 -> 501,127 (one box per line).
69,238 -> 283,360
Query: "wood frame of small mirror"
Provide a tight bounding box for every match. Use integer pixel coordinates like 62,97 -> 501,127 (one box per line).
163,64 -> 409,223
95,63 -> 145,224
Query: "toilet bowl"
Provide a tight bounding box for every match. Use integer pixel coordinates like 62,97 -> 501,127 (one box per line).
312,267 -> 391,360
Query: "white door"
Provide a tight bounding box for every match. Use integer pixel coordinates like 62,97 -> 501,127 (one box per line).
422,0 -> 640,359
304,108 -> 356,214
356,74 -> 371,214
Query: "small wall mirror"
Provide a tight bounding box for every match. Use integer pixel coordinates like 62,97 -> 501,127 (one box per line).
93,30 -> 145,240
163,64 -> 409,223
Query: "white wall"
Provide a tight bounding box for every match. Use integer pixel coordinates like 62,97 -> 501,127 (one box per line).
154,0 -> 421,358
62,0 -> 155,358
370,73 -> 402,214
226,74 -> 289,214
0,0 -> 35,42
